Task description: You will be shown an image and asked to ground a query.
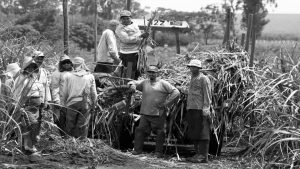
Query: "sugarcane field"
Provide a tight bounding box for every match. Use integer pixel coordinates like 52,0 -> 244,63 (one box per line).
1,0 -> 300,169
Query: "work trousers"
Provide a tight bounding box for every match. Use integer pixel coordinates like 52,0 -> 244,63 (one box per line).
65,101 -> 90,139
186,109 -> 211,158
53,105 -> 67,136
134,114 -> 166,153
20,97 -> 42,152
119,53 -> 139,80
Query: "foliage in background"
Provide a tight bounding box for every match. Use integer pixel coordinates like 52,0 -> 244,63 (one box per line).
241,0 -> 276,37
0,0 -> 60,15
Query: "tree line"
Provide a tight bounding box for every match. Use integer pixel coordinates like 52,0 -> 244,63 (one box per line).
0,0 -> 276,48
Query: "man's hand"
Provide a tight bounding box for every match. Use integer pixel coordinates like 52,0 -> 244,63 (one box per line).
113,57 -> 121,65
140,32 -> 150,39
203,108 -> 210,117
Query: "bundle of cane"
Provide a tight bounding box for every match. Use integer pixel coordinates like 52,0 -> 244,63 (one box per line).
137,11 -> 157,73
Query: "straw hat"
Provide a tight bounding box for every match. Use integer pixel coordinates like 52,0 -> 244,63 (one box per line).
22,56 -> 38,69
186,59 -> 202,68
32,50 -> 44,58
61,54 -> 71,62
120,10 -> 131,18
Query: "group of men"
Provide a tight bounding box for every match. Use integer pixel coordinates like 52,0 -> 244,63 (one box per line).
0,9 -> 213,164
0,51 -> 97,156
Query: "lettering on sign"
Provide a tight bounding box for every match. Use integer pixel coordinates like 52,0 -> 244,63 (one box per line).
148,20 -> 183,26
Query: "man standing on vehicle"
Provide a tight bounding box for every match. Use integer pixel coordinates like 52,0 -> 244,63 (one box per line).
129,65 -> 180,158
186,59 -> 212,163
116,10 -> 149,79
94,20 -> 121,74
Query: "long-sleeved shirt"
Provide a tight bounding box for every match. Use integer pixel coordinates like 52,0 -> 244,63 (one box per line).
187,73 -> 212,110
50,70 -> 70,104
97,29 -> 119,63
129,79 -> 180,116
115,22 -> 141,54
61,70 -> 97,107
13,68 -> 51,103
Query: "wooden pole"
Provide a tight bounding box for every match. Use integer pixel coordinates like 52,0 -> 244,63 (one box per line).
94,0 -> 98,63
151,30 -> 156,41
222,8 -> 231,49
241,33 -> 245,47
245,14 -> 253,52
126,0 -> 131,11
63,0 -> 69,55
249,26 -> 256,68
175,30 -> 180,54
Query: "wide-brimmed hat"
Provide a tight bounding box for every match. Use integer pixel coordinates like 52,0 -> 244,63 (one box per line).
22,56 -> 38,70
120,10 -> 131,18
61,54 -> 71,62
5,63 -> 21,77
186,59 -> 202,68
32,50 -> 45,58
147,65 -> 158,73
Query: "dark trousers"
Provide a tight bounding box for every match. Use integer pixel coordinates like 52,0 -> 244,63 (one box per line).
119,53 -> 139,80
94,62 -> 115,73
53,105 -> 67,136
186,109 -> 210,158
21,97 -> 42,152
134,114 -> 166,153
65,101 -> 90,139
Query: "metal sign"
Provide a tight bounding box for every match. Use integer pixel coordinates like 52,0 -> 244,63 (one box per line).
132,19 -> 189,29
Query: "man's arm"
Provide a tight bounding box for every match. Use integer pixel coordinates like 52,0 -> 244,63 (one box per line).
202,76 -> 212,112
106,31 -> 120,64
162,80 -> 180,108
128,80 -> 144,92
60,74 -> 69,106
50,71 -> 60,104
90,75 -> 97,106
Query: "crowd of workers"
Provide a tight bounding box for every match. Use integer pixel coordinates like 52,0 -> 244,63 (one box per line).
0,10 -> 213,163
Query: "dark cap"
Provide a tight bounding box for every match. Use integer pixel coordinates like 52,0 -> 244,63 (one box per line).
147,65 -> 158,73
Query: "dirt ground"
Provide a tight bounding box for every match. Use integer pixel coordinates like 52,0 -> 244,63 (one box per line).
0,135 -> 252,169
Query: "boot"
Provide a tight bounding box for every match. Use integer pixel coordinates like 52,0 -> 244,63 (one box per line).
187,142 -> 200,162
133,128 -> 145,155
198,140 -> 209,163
154,130 -> 165,158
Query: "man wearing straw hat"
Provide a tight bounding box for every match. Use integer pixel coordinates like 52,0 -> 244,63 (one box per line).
116,10 -> 149,79
185,59 -> 212,163
94,20 -> 121,74
61,57 -> 97,139
50,54 -> 73,136
128,65 -> 180,158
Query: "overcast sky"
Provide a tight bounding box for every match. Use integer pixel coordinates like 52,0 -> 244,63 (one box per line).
136,0 -> 300,14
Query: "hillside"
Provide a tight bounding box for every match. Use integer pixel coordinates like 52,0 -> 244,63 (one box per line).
236,14 -> 300,39
263,14 -> 300,37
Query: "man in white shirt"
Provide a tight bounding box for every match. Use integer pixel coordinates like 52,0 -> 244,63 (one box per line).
62,57 -> 97,139
115,10 -> 149,79
94,20 -> 121,74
